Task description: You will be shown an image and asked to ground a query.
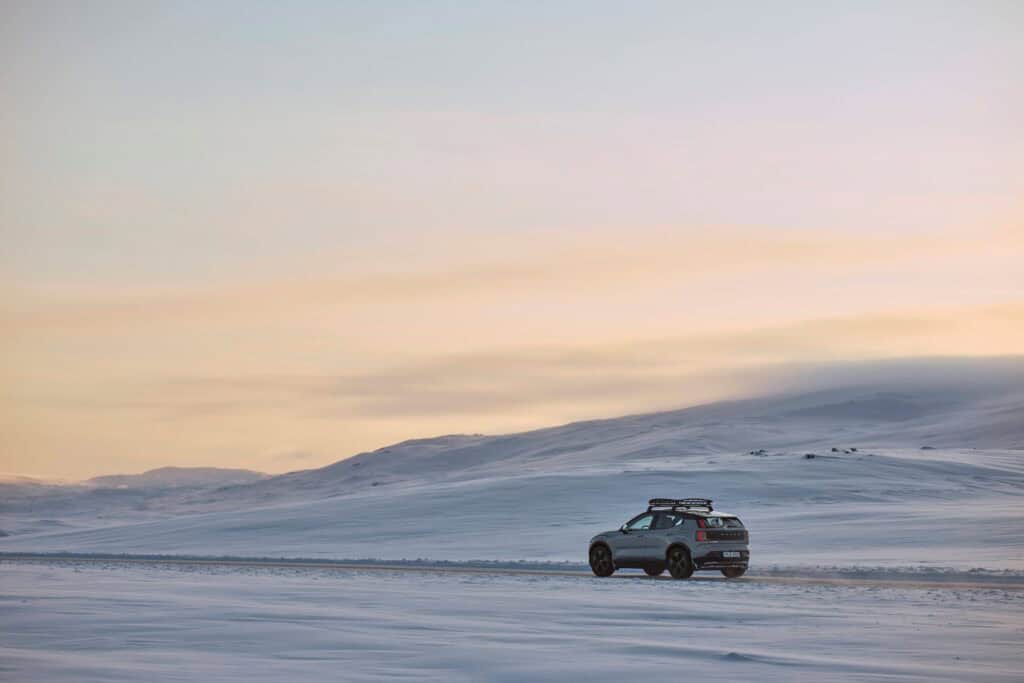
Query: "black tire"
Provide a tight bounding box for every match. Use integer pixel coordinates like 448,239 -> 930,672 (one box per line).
589,544 -> 615,577
643,566 -> 664,577
666,546 -> 694,579
721,566 -> 746,579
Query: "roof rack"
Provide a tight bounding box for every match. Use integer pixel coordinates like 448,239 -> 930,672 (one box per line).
648,498 -> 714,512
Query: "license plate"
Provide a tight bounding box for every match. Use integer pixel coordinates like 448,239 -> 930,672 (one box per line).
722,551 -> 741,558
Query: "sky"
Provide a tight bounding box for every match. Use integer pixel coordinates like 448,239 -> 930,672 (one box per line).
1,1 -> 1022,479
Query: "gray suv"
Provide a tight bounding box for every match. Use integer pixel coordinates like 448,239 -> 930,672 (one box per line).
588,498 -> 749,579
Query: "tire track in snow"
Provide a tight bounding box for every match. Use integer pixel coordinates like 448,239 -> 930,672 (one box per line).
2,553 -> 1023,591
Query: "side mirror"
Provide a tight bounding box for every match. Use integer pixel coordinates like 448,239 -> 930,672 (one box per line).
619,524 -> 629,534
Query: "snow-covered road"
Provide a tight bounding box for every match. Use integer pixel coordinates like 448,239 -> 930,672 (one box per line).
4,554 -> 1024,591
3,560 -> 1022,682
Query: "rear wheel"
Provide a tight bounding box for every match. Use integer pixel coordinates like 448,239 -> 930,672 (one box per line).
643,566 -> 664,577
721,567 -> 746,579
666,546 -> 694,579
589,544 -> 615,577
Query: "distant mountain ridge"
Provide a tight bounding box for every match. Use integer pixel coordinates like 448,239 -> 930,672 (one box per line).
8,358 -> 1023,504
87,467 -> 267,489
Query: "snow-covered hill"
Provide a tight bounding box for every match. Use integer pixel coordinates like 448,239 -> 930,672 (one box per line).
0,467 -> 266,537
3,358 -> 1022,570
87,467 -> 266,490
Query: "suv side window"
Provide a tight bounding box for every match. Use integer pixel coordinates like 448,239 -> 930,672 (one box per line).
624,513 -> 655,531
653,512 -> 685,529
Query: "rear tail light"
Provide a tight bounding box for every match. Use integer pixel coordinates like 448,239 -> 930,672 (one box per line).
696,530 -> 707,542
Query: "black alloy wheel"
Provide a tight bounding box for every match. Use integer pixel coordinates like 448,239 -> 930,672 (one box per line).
589,545 -> 615,577
667,547 -> 694,579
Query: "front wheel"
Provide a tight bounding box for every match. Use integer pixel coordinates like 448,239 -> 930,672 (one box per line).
589,545 -> 615,577
666,547 -> 694,579
721,566 -> 746,579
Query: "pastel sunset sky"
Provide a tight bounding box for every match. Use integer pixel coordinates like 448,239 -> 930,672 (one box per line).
2,1 -> 1022,478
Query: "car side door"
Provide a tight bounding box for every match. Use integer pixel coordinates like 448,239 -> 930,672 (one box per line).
614,512 -> 655,560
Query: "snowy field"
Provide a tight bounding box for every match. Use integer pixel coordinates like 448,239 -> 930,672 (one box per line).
2,560 -> 1022,682
2,366 -> 1023,681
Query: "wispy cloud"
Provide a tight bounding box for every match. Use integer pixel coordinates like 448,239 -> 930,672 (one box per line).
64,302 -> 1022,424
3,219 -> 1020,477
3,227 -> 1017,334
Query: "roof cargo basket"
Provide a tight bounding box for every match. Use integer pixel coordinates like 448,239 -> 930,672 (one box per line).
648,498 -> 714,512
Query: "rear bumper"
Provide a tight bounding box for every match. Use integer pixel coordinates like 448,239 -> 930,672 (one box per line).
693,549 -> 750,569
